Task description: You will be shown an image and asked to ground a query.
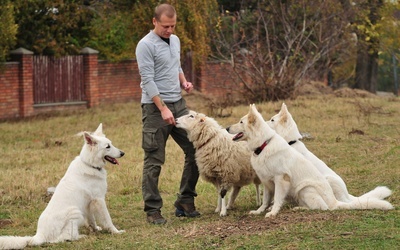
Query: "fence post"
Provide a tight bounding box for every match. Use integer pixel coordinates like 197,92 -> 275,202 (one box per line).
10,48 -> 34,118
80,47 -> 99,108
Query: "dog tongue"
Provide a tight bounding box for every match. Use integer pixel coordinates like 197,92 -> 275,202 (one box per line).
105,156 -> 119,165
232,132 -> 243,141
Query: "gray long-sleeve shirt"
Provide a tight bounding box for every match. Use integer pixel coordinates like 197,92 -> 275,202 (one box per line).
136,30 -> 183,104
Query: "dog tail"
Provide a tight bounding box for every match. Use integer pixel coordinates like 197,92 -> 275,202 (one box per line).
0,236 -> 32,249
337,197 -> 394,210
357,186 -> 392,200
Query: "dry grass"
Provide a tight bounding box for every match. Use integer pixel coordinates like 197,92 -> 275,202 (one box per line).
0,92 -> 399,249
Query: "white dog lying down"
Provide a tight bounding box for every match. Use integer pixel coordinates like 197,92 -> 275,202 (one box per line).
227,104 -> 393,218
176,111 -> 261,216
0,124 -> 125,249
267,103 -> 392,202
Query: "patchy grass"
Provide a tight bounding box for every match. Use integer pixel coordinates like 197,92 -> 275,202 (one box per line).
0,93 -> 399,249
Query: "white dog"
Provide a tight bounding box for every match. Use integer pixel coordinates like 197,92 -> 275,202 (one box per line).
0,124 -> 125,249
267,103 -> 392,202
175,111 -> 261,216
227,104 -> 393,218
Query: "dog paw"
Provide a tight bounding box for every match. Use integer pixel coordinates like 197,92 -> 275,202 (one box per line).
249,210 -> 261,215
265,211 -> 276,218
112,229 -> 125,234
220,210 -> 227,217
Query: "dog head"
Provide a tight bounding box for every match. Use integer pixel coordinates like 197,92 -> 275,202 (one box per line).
227,104 -> 275,150
79,123 -> 125,169
267,103 -> 302,141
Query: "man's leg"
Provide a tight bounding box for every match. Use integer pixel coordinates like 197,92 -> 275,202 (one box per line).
170,99 -> 200,217
141,104 -> 170,224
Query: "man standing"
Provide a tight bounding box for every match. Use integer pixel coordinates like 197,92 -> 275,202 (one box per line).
135,3 -> 200,224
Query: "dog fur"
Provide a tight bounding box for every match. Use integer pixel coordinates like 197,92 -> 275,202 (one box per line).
267,103 -> 392,202
227,104 -> 393,218
175,111 -> 261,216
0,124 -> 125,249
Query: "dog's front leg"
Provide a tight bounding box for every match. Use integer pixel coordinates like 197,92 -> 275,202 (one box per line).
250,182 -> 273,215
265,174 -> 290,218
90,199 -> 125,234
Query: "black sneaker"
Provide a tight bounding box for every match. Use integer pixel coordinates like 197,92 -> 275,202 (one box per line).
174,201 -> 201,217
147,211 -> 167,225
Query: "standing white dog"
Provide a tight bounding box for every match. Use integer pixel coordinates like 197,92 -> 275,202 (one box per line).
0,124 -> 125,249
175,111 -> 261,216
267,103 -> 392,202
227,104 -> 393,218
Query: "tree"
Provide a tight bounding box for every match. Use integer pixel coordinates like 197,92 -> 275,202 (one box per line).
13,0 -> 94,56
210,0 -> 350,101
0,0 -> 18,63
339,0 -> 400,93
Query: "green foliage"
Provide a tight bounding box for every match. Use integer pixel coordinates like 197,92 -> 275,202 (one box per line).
13,0 -> 94,56
88,11 -> 137,61
0,0 -> 18,62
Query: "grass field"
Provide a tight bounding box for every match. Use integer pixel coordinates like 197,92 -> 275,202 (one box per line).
0,92 -> 399,249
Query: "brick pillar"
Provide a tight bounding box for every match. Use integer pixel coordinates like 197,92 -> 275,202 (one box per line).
80,47 -> 99,108
10,47 -> 34,118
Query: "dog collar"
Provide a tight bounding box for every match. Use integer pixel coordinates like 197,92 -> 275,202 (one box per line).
82,159 -> 102,171
288,140 -> 297,145
254,138 -> 271,155
92,166 -> 102,171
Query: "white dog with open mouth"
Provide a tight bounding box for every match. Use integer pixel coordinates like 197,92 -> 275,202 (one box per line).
176,111 -> 261,216
0,124 -> 125,249
227,104 -> 393,218
267,103 -> 392,203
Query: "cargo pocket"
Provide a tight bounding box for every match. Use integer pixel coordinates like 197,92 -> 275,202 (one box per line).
142,128 -> 160,152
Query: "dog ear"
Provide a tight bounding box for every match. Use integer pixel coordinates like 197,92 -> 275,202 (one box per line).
248,104 -> 257,124
280,103 -> 288,124
84,132 -> 97,146
93,123 -> 105,137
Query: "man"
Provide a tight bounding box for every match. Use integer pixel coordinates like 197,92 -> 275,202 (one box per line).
135,3 -> 200,225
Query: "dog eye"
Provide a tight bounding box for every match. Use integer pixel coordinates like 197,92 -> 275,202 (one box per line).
271,119 -> 274,122
106,144 -> 111,149
189,115 -> 194,118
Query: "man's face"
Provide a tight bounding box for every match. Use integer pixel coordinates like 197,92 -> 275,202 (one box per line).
153,14 -> 176,38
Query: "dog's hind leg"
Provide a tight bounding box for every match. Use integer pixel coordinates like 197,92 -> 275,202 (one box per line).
265,175 -> 290,218
297,187 -> 330,210
226,186 -> 241,210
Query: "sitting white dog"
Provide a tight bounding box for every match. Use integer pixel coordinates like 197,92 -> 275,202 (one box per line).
267,103 -> 392,203
0,124 -> 125,249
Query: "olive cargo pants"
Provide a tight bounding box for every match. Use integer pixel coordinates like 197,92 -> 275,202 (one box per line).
141,98 -> 199,214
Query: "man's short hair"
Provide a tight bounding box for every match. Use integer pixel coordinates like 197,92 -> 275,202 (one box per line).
154,3 -> 176,21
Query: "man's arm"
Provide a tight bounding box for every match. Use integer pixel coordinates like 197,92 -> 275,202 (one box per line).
179,73 -> 194,93
152,95 -> 176,125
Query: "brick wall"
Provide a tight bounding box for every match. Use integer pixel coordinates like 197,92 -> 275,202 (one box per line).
0,63 -> 20,119
198,61 -> 238,99
98,60 -> 142,104
0,47 -> 235,120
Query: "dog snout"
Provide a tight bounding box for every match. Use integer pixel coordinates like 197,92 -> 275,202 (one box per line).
120,151 -> 125,157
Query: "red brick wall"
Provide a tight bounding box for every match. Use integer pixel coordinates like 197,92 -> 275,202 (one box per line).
0,49 -> 236,120
197,61 -> 239,99
0,63 -> 20,119
98,60 -> 141,104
